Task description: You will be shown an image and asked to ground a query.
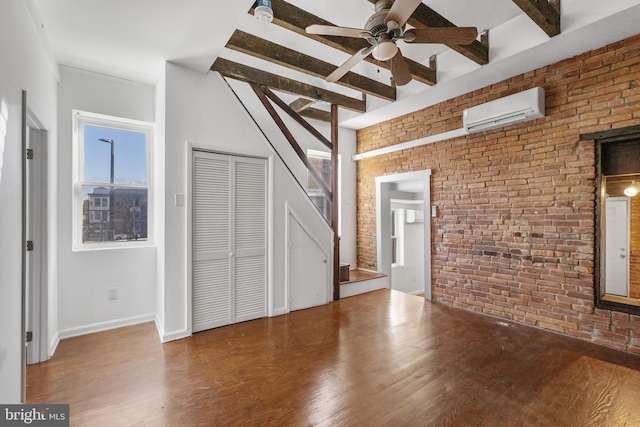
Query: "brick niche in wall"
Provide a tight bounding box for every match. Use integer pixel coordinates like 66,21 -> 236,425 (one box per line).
356,34 -> 640,353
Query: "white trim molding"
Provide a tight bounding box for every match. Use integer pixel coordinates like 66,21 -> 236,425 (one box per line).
58,313 -> 156,340
353,128 -> 468,161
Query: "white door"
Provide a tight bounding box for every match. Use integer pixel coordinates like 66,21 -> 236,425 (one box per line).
233,157 -> 268,322
26,121 -> 49,365
605,197 -> 630,296
289,214 -> 329,311
192,151 -> 267,332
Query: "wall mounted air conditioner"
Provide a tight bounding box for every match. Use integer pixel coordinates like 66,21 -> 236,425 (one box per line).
406,209 -> 424,223
463,87 -> 545,134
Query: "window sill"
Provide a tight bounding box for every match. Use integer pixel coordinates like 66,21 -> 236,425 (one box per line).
602,294 -> 640,308
73,240 -> 155,252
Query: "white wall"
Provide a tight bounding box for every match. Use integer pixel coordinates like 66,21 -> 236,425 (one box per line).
391,214 -> 425,295
225,79 -> 358,268
56,66 -> 157,337
161,63 -> 333,340
338,126 -> 357,269
154,65 -> 167,338
0,0 -> 58,403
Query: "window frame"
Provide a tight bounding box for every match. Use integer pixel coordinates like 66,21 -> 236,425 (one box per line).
582,124 -> 640,315
391,208 -> 405,267
72,109 -> 154,250
307,149 -> 341,236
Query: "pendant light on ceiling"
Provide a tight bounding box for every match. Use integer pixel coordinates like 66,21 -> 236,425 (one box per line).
624,181 -> 640,197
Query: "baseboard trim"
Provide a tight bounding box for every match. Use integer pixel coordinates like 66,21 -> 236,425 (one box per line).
161,328 -> 191,343
58,313 -> 156,340
154,315 -> 164,343
271,307 -> 288,317
49,331 -> 60,359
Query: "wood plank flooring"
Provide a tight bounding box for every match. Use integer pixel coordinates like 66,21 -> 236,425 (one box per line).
340,268 -> 386,284
27,290 -> 640,426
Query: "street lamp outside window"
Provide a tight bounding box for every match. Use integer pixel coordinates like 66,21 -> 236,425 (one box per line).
98,138 -> 114,240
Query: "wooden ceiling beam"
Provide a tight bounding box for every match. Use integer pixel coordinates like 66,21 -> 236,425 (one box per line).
367,0 -> 489,65
211,58 -> 366,113
300,108 -> 331,123
226,30 -> 396,101
250,0 -> 436,85
289,97 -> 334,122
289,98 -> 316,113
511,0 -> 561,37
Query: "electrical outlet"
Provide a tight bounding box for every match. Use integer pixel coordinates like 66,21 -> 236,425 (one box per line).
108,287 -> 118,300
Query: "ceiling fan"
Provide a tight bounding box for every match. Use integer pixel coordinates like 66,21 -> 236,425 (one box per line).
306,0 -> 478,86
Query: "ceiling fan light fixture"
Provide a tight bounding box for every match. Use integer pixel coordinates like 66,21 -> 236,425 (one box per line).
624,181 -> 640,197
372,40 -> 398,61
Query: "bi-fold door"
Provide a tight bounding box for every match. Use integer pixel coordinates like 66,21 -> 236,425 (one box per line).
192,151 -> 267,333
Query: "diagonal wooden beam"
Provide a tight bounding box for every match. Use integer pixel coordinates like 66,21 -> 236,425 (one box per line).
511,0 -> 561,37
250,83 -> 333,203
211,58 -> 366,113
367,0 -> 489,65
260,85 -> 332,150
250,0 -> 436,85
226,30 -> 396,101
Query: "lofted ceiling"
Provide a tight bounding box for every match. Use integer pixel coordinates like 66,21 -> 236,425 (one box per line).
29,0 -> 640,129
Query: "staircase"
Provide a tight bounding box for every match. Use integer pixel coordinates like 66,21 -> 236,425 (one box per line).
340,268 -> 388,298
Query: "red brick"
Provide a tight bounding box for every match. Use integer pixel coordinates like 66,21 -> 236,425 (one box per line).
356,34 -> 640,354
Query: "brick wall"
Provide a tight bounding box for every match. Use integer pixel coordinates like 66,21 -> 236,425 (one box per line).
356,34 -> 640,353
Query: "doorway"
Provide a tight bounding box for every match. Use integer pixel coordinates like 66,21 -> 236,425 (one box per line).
605,197 -> 630,297
590,128 -> 640,312
375,170 -> 432,300
25,108 -> 49,365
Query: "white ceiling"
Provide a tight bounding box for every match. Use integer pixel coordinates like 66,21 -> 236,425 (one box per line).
29,0 -> 640,129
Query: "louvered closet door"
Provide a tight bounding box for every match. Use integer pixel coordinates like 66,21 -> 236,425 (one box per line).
192,151 -> 267,333
233,157 -> 267,322
193,152 -> 232,332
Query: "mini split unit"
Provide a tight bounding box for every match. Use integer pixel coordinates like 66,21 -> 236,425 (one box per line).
463,87 -> 545,134
353,87 -> 546,161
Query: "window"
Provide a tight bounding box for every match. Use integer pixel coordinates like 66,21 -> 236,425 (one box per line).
391,208 -> 404,266
307,149 -> 341,235
73,110 -> 153,248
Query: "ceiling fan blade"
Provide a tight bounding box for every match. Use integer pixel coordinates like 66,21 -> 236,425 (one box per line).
403,27 -> 478,45
385,0 -> 423,29
306,24 -> 371,39
326,46 -> 374,83
389,49 -> 412,86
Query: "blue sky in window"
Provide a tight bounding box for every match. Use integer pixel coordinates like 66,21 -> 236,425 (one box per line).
84,125 -> 147,184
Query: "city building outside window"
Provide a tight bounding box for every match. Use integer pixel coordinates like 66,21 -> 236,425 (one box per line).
73,110 -> 153,248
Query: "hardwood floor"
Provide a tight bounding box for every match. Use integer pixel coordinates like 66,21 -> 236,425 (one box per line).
340,268 -> 386,284
27,290 -> 640,426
